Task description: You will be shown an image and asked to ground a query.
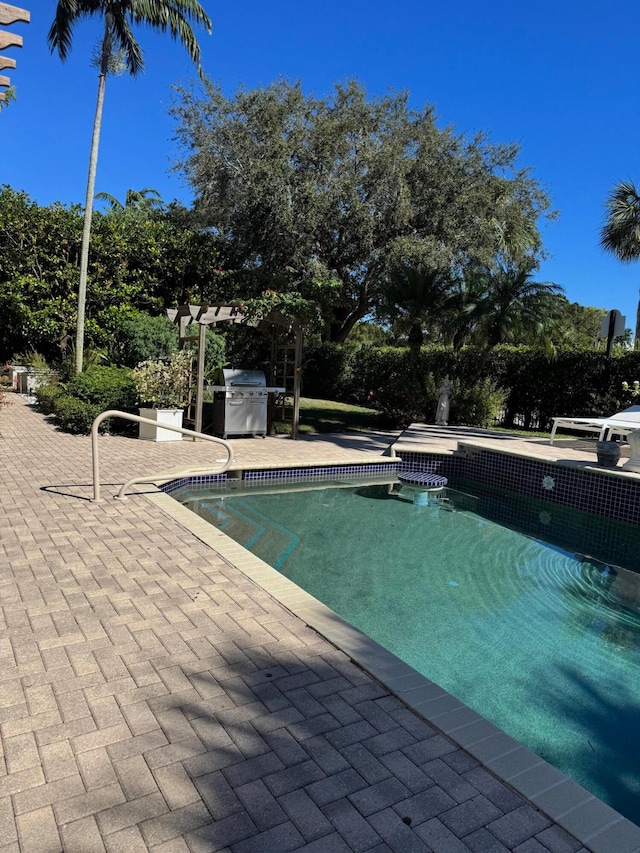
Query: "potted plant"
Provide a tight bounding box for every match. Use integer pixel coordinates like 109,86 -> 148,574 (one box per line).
133,350 -> 193,441
595,440 -> 621,467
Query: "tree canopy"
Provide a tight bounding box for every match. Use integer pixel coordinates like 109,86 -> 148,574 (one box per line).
171,78 -> 554,341
0,186 -> 222,362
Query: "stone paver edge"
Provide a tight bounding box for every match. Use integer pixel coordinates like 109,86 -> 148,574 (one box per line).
145,490 -> 640,853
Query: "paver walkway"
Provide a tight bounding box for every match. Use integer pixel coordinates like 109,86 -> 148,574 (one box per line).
0,397 -> 587,852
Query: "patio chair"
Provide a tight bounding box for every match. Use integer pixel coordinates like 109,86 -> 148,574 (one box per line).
549,405 -> 640,445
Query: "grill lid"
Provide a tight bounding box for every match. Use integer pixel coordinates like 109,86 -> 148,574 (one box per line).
213,368 -> 266,387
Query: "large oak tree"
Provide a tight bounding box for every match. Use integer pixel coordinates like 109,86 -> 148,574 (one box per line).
171,79 -> 554,341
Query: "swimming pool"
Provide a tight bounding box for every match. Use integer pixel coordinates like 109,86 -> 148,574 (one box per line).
171,476 -> 640,826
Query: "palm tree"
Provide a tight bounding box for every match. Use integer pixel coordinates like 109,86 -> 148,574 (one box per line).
386,265 -> 450,359
96,187 -> 164,213
600,180 -> 640,349
470,264 -> 564,351
442,274 -> 488,351
48,1 -> 211,373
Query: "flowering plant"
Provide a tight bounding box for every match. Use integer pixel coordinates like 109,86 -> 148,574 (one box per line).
622,380 -> 640,398
133,350 -> 194,409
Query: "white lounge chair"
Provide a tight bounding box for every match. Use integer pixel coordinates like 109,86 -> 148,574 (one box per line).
549,405 -> 640,445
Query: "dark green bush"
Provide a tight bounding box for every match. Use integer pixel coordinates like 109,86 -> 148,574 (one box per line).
360,349 -> 435,427
302,342 -> 355,400
108,311 -> 178,367
65,366 -> 136,410
311,343 -> 640,431
52,395 -> 103,434
183,324 -> 226,382
449,377 -> 507,428
43,366 -> 137,434
34,382 -> 64,415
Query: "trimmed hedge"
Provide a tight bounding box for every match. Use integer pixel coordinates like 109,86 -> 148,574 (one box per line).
33,382 -> 64,415
35,366 -> 137,434
301,342 -> 640,430
34,342 -> 640,434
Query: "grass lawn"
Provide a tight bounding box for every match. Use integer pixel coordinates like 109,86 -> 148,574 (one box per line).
275,398 -> 384,434
276,398 -> 569,439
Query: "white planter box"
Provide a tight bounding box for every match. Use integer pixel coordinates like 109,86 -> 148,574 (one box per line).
138,408 -> 184,441
9,365 -> 27,391
26,369 -> 53,394
17,368 -> 52,394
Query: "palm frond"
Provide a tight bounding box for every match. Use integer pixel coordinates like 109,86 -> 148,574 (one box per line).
48,0 -> 98,60
110,7 -> 145,75
601,180 -> 640,262
94,191 -> 123,210
50,0 -> 211,76
129,0 -> 212,77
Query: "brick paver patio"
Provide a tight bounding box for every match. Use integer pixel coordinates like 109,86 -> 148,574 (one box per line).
0,397 -> 589,852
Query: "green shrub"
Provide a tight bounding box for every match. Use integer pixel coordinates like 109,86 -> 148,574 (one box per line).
183,324 -> 226,382
345,347 -> 440,427
57,347 -> 107,382
449,378 -> 507,428
302,342 -> 355,400
313,343 -> 640,431
12,349 -> 50,369
44,366 -> 137,435
65,366 -> 136,410
52,395 -> 103,434
108,311 -> 179,367
34,383 -> 65,415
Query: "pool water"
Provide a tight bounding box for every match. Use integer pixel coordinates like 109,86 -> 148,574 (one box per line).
175,479 -> 640,825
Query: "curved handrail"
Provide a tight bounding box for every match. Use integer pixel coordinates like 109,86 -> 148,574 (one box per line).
91,410 -> 234,501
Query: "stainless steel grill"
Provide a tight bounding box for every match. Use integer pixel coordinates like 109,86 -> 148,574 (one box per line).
209,369 -> 284,438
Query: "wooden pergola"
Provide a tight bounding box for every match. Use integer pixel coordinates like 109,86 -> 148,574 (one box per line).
0,3 -> 29,102
166,304 -> 304,439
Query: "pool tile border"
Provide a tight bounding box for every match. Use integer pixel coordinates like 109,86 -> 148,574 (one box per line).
147,488 -> 640,853
395,441 -> 640,525
160,459 -> 399,494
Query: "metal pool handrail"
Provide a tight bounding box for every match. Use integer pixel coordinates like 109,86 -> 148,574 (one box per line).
91,410 -> 234,502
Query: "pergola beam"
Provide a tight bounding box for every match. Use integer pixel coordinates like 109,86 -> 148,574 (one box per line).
0,4 -> 30,25
0,3 -> 29,98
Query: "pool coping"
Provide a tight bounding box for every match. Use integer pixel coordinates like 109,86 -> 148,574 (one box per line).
146,483 -> 640,853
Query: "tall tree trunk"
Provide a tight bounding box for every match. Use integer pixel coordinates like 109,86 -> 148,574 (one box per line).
635,288 -> 640,351
75,19 -> 111,374
328,306 -> 367,343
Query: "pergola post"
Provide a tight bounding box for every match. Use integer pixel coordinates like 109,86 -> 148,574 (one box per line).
292,326 -> 303,440
193,321 -> 207,438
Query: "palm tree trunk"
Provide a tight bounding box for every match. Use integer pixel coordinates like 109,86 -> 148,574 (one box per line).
635,289 -> 640,351
74,19 -> 111,374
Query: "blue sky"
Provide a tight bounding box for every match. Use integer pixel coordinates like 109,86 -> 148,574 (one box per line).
4,1 -> 640,331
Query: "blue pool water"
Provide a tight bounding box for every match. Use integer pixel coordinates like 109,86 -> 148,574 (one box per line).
175,479 -> 640,825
